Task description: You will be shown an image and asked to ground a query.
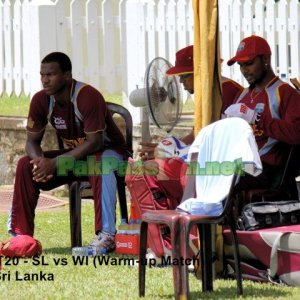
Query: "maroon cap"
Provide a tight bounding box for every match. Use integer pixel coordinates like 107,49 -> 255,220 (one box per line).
166,45 -> 194,75
0,235 -> 42,257
227,35 -> 271,66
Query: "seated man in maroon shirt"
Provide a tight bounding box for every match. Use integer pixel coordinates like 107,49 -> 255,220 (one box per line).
7,52 -> 128,253
225,35 -> 300,195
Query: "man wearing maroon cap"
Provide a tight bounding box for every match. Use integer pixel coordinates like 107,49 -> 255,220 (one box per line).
225,35 -> 300,194
140,45 -> 243,152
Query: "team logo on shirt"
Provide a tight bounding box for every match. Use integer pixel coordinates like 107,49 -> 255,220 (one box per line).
63,137 -> 86,148
251,124 -> 264,137
53,117 -> 67,129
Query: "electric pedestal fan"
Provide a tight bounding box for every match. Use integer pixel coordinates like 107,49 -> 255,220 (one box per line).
129,57 -> 183,143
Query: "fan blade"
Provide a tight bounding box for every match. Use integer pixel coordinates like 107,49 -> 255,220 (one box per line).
150,82 -> 168,106
167,81 -> 177,104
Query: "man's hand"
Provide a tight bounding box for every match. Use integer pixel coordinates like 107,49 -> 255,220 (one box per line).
138,141 -> 158,161
127,157 -> 159,177
224,103 -> 257,124
30,157 -> 56,182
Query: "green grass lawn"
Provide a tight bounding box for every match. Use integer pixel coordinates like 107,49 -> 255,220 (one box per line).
0,93 -> 193,120
0,202 -> 299,299
0,93 -> 123,117
0,94 -> 122,117
0,93 -> 30,117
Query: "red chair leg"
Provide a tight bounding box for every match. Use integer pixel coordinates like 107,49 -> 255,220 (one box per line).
170,216 -> 189,300
181,216 -> 213,294
138,211 -> 185,299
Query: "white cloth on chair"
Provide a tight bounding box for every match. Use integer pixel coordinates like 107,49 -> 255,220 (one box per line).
177,117 -> 262,215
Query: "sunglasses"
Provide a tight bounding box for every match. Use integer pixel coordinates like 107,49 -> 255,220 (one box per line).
179,73 -> 192,79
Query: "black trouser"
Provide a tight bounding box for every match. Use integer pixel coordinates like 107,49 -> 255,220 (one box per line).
234,162 -> 282,193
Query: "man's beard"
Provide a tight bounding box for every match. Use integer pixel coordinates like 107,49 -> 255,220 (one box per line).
51,83 -> 67,95
249,69 -> 268,89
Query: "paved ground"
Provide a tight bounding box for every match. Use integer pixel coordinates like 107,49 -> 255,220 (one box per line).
0,186 -> 68,213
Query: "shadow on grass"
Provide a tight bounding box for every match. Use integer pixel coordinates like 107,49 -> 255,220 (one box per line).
44,247 -> 72,255
131,284 -> 293,300
189,283 -> 293,299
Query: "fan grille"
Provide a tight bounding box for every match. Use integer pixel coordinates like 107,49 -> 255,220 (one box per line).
146,57 -> 182,132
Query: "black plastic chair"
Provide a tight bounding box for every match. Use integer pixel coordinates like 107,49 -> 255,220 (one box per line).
57,102 -> 133,247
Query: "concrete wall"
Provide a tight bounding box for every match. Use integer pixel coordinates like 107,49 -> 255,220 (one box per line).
0,116 -> 191,185
0,116 -> 58,185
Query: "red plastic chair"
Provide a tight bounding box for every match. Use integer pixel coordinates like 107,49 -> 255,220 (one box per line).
138,175 -> 242,299
139,210 -> 187,298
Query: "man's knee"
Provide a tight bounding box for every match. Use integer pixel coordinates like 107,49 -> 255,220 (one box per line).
17,156 -> 32,172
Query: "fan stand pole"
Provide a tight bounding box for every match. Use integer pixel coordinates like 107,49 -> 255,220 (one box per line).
141,107 -> 151,143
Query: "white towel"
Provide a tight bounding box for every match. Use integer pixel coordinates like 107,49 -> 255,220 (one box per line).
177,117 -> 262,215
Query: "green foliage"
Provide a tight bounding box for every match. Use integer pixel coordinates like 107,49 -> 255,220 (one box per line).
183,95 -> 195,113
0,93 -> 30,117
0,202 -> 300,299
103,93 -> 123,105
